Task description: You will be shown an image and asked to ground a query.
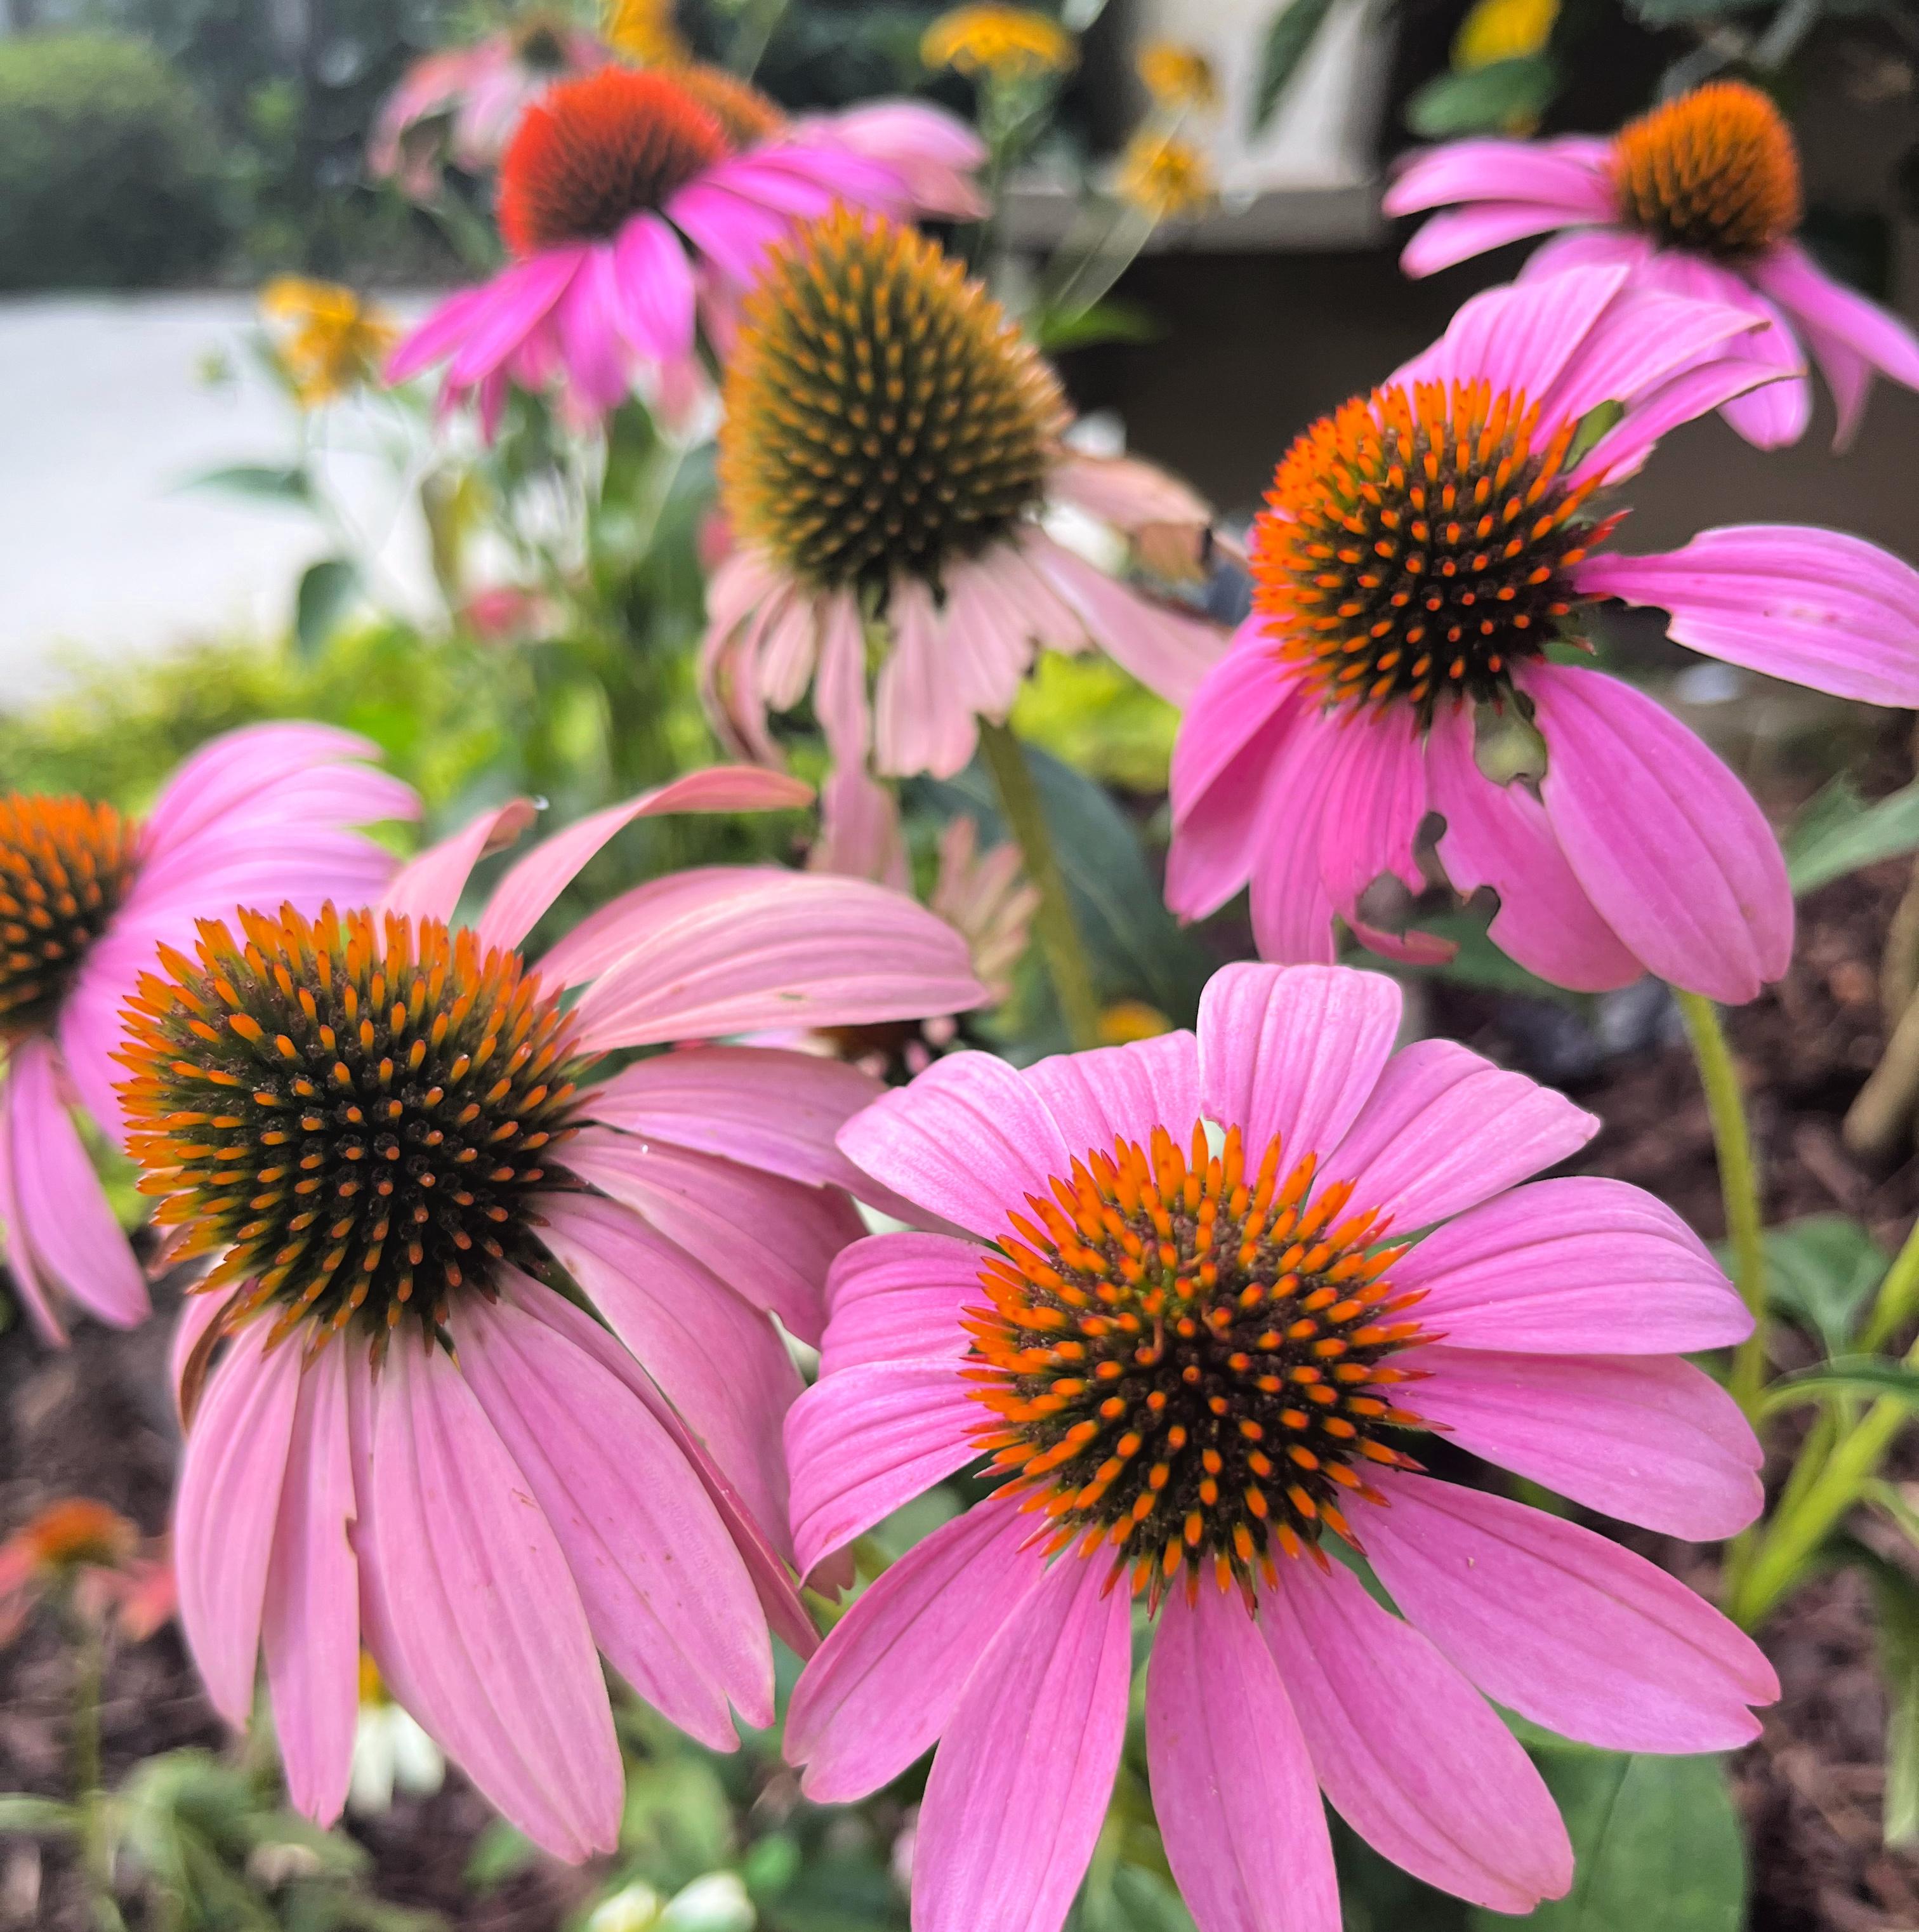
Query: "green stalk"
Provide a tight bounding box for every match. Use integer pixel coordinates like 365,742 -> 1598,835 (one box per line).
1675,989 -> 1769,1417
1861,1207 -> 1919,1353
69,1611 -> 117,1929
977,719 -> 1101,1052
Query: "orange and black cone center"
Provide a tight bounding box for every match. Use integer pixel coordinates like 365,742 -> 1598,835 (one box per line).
497,66 -> 730,257
1250,379 -> 1614,726
969,1121 -> 1431,1606
0,795 -> 136,1036
117,904 -> 591,1354
1612,81 -> 1801,260
668,63 -> 786,150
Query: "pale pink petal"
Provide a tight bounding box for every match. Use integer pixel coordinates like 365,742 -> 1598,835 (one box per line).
811,101 -> 987,218
875,574 -> 983,779
785,1361 -> 980,1576
1425,704 -> 1643,991
814,765 -> 907,890
1526,661 -> 1793,1003
377,799 -> 539,930
1047,451 -> 1209,532
1264,1554 -> 1571,1912
1574,526 -> 1919,709
1752,242 -> 1919,415
475,767 -> 812,953
1401,202 -> 1593,277
175,1326 -> 304,1725
1019,1031 -> 1203,1157
537,866 -> 775,989
759,583 -> 825,713
1198,961 -> 1402,1161
912,1549 -> 1133,1932
1413,1347 -> 1762,1539
813,590 -> 871,762
612,211 -> 697,362
1316,712 -> 1428,926
1388,1175 -> 1750,1353
445,251 -> 585,388
1147,1581 -> 1340,1932
819,1232 -> 983,1375
1514,226 -> 1651,279
0,1068 -> 63,1345
458,1288 -> 772,1743
1364,1472 -> 1777,1750
353,1337 -> 621,1861
171,1289 -> 232,1422
786,1495 -> 1041,1800
1383,136 -> 1617,220
1326,1039 -> 1595,1227
261,1346 -> 359,1825
1244,711 -> 1343,965
1574,351 -> 1792,484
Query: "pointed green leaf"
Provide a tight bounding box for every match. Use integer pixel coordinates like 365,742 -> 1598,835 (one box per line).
1251,0 -> 1338,133
1407,57 -> 1559,138
180,463 -> 315,506
1785,775 -> 1919,896
1760,1355 -> 1919,1416
1745,1215 -> 1889,1357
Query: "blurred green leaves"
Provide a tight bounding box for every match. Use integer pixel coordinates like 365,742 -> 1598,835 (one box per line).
1251,0 -> 1339,133
1406,56 -> 1559,138
1785,775 -> 1919,897
1755,1215 -> 1890,1358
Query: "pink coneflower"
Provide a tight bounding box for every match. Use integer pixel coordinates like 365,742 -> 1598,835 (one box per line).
785,961 -> 1776,1931
121,767 -> 984,1860
1164,262 -> 1919,1002
702,208 -> 1221,855
0,725 -> 412,1344
1383,81 -> 1919,449
385,65 -> 984,433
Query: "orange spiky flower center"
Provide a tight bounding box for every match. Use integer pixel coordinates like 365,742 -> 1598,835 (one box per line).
16,1499 -> 138,1575
1612,81 -> 1801,260
966,1120 -> 1432,1609
1248,379 -> 1616,726
496,66 -> 730,257
115,904 -> 591,1355
0,794 -> 137,1036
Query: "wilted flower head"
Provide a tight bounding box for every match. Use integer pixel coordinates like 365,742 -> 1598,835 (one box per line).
930,816 -> 1040,1009
0,1499 -> 174,1645
260,279 -> 399,408
1136,41 -> 1219,114
1164,263 -> 1919,1002
1116,129 -> 1214,220
0,725 -> 412,1344
784,961 -> 1776,1932
131,769 -> 984,1858
1385,80 -> 1919,448
921,4 -> 1076,83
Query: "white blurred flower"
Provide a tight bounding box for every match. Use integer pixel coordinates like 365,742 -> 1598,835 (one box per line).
346,1657 -> 447,1816
663,1872 -> 756,1931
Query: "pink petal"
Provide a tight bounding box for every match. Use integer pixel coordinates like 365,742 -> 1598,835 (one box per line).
1798,312 -> 1876,451
1164,715 -> 1294,922
786,1495 -> 1042,1800
476,767 -> 812,953
171,1289 -> 232,1422
1047,451 -> 1209,533
1752,241 -> 1919,404
0,1068 -> 63,1344
785,1361 -> 981,1576
1244,710 -> 1344,965
1526,662 -> 1793,1003
445,251 -> 584,388
666,180 -> 788,287
552,242 -> 630,413
809,100 -> 986,218
1401,202 -> 1591,278
1167,626 -> 1295,837
1413,1347 -> 1762,1539
1326,1039 -> 1597,1229
1390,263 -> 1632,404
874,574 -> 984,779
1315,711 -> 1428,925
612,211 -> 697,363
1383,136 -> 1618,220
1147,1582 -> 1340,1932
378,799 -> 539,930
458,1288 -> 772,1742
1425,705 -> 1643,992
814,765 -> 907,890
913,1549 -> 1133,1932
352,1337 -> 621,1861
1574,526 -> 1919,710
261,1345 -> 359,1825
1363,1472 -> 1778,1751
819,1231 -> 988,1375
1197,961 -> 1402,1161
537,866 -> 774,989
1388,1175 -> 1751,1354
1263,1554 -> 1571,1912
536,1191 -> 801,1562
813,590 -> 871,762
175,1326 -> 305,1724
385,284 -> 492,383
1019,1032 -> 1203,1157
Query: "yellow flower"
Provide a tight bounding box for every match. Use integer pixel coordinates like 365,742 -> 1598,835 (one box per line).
259,277 -> 398,408
1453,0 -> 1558,69
1136,40 -> 1219,114
602,0 -> 687,65
1115,128 -> 1214,220
1097,1000 -> 1172,1045
921,4 -> 1076,83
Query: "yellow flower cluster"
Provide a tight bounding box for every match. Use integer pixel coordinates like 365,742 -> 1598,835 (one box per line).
1116,128 -> 1214,220
1136,39 -> 1220,114
258,277 -> 398,409
1453,0 -> 1558,69
921,4 -> 1076,83
602,0 -> 688,65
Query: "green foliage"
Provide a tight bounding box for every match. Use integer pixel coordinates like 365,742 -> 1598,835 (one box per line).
1406,56 -> 1559,138
1839,1539 -> 1919,1849
1251,0 -> 1339,133
1010,652 -> 1181,794
0,32 -> 225,290
1760,1356 -> 1919,1416
1784,774 -> 1919,896
1754,1215 -> 1889,1357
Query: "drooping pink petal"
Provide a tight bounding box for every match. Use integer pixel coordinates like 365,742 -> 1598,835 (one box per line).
1363,1472 -> 1778,1752
1243,712 -> 1344,965
552,242 -> 631,413
0,1068 -> 63,1346
819,1233 -> 984,1375
1198,961 -> 1401,1160
1164,715 -> 1294,922
536,1191 -> 801,1561
1388,1175 -> 1750,1354
1797,310 -> 1876,451
171,1288 -> 234,1423
445,250 -> 586,388
377,799 -> 539,930
1167,628 -> 1295,837
1402,202 -> 1593,277
1390,263 -> 1631,404
1263,1555 -> 1571,1912
1425,705 -> 1644,992
1525,662 -> 1793,1003
1019,1033 -> 1202,1158
1325,1040 -> 1597,1228
1147,1581 -> 1340,1932
175,1326 -> 305,1725
812,589 -> 870,762
1315,710 -> 1429,927
814,764 -> 909,891
786,1495 -> 1042,1800
537,866 -> 774,989
667,179 -> 789,286
1574,527 -> 1919,710
875,573 -> 984,779
1412,1347 -> 1762,1539
612,211 -> 698,362
475,767 -> 813,953
261,1345 -> 359,1826
1383,136 -> 1618,221
803,101 -> 987,219
352,1337 -> 621,1861
1047,451 -> 1210,533
785,1361 -> 981,1576
912,1548 -> 1134,1932
386,286 -> 492,384
458,1287 -> 772,1743
1752,241 -> 1919,411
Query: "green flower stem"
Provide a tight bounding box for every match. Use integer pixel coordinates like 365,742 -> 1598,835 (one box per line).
978,719 -> 1101,1052
69,1610 -> 117,1929
1675,989 -> 1769,1418
1861,1206 -> 1919,1353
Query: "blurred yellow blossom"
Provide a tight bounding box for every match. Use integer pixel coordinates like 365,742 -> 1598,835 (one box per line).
1453,0 -> 1558,69
602,0 -> 687,65
1116,128 -> 1214,219
1137,41 -> 1219,114
922,5 -> 1076,83
1098,1000 -> 1172,1044
259,277 -> 397,408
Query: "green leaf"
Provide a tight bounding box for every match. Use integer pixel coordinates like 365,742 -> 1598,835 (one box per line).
1382,906 -> 1587,1006
1034,297 -> 1163,354
1565,400 -> 1626,467
1251,0 -> 1338,133
293,557 -> 360,659
1472,1752 -> 1744,1931
1784,775 -> 1919,896
463,1818 -> 537,1889
0,1793 -> 79,1836
1406,57 -> 1558,138
181,463 -> 315,506
1751,1214 -> 1889,1356
1759,1355 -> 1919,1416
